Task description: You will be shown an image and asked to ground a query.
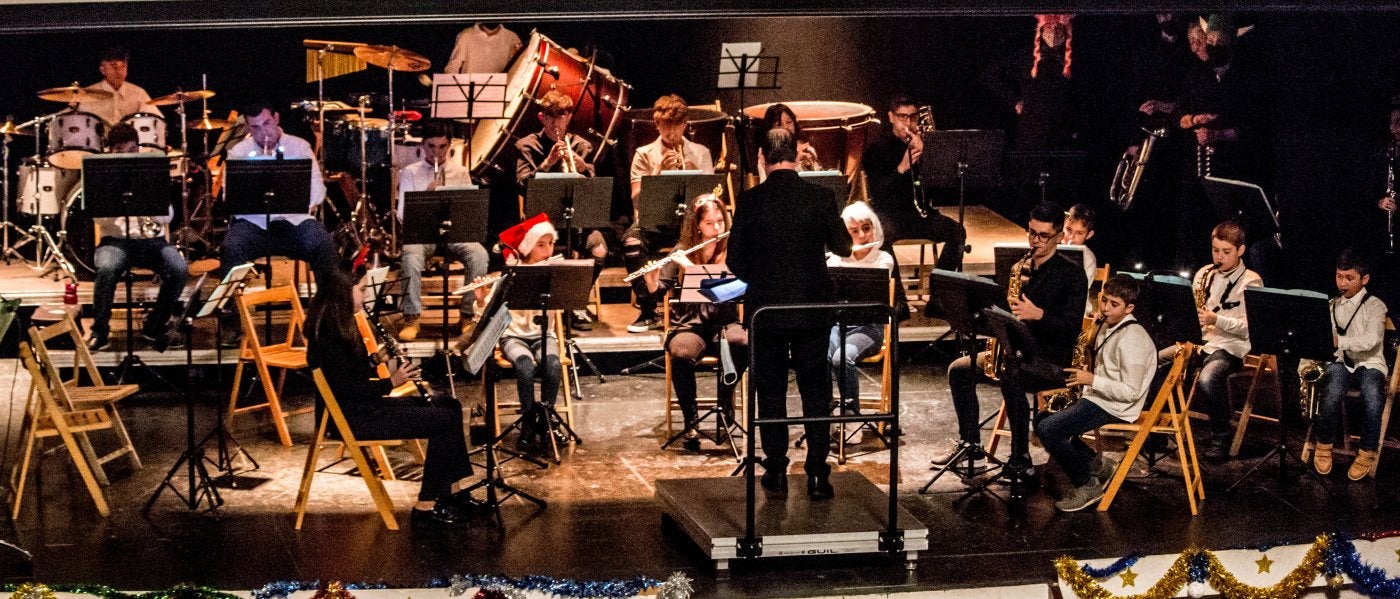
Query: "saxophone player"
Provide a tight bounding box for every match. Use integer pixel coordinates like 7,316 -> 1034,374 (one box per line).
1178,220 -> 1263,460
1308,249 -> 1389,480
1035,274 -> 1156,511
933,202 -> 1088,477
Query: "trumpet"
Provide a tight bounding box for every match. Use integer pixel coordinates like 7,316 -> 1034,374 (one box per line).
623,232 -> 729,282
139,217 -> 164,239
663,143 -> 687,171
796,141 -> 822,171
560,133 -> 577,174
1109,127 -> 1166,211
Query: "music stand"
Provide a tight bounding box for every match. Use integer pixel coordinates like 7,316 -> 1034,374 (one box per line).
637,174 -> 727,235
499,260 -> 594,463
798,170 -> 850,201
992,244 -> 1088,291
920,269 -> 1010,495
431,74 -> 508,171
1202,176 -> 1283,250
197,263 -> 262,483
1123,272 -> 1204,349
1225,287 -> 1334,506
224,158 -> 313,346
660,264 -> 747,460
827,265 -> 896,462
714,46 -> 781,180
82,154 -> 177,385
402,188 -> 488,400
920,129 -> 1005,253
1004,149 -> 1087,206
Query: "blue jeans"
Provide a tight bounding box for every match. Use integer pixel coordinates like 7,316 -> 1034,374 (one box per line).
91,238 -> 188,336
1194,349 -> 1243,435
399,242 -> 488,317
1316,362 -> 1388,449
501,335 -> 561,412
220,219 -> 338,331
828,324 -> 882,402
1035,399 -> 1117,486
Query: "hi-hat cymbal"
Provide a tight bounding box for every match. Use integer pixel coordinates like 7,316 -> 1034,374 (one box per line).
353,45 -> 431,72
0,120 -> 33,136
151,90 -> 215,106
37,84 -> 112,103
188,117 -> 229,131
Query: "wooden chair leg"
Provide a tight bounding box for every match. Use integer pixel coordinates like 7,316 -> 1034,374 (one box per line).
985,402 -> 1008,455
345,442 -> 399,530
294,416 -> 330,530
405,439 -> 427,464
371,446 -> 395,480
105,410 -> 143,470
73,432 -> 110,487
1230,362 -> 1268,457
10,432 -> 38,520
258,363 -> 293,447
58,429 -> 110,517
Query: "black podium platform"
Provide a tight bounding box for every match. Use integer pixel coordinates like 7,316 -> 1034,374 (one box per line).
654,471 -> 928,571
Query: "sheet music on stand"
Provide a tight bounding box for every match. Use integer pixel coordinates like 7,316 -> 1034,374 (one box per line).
197,263 -> 257,319
717,43 -> 781,90
430,74 -> 509,120
361,265 -> 392,312
798,170 -> 849,202
460,274 -> 512,376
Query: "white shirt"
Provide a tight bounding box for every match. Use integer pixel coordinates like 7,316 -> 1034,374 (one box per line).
629,137 -> 714,183
1082,246 -> 1098,316
1195,263 -> 1263,358
827,248 -> 895,272
444,24 -> 522,74
1083,315 -> 1158,422
397,158 -> 472,220
77,80 -> 159,126
226,133 -> 326,228
1330,290 -> 1389,374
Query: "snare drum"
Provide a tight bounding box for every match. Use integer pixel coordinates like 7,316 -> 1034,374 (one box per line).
48,111 -> 106,170
468,30 -> 630,180
122,112 -> 167,151
742,101 -> 878,179
17,160 -> 80,216
326,116 -> 392,172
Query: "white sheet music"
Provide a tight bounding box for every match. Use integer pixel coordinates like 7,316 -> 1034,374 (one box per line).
718,42 -> 762,89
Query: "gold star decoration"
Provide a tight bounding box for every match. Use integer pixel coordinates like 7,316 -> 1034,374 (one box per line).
1255,554 -> 1274,574
1119,567 -> 1138,587
1394,548 -> 1400,563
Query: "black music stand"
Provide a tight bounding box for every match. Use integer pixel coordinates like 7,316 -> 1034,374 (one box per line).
660,264 -> 746,461
798,171 -> 850,201
1225,287 -> 1335,508
402,187 -> 488,400
1202,176 -> 1283,250
81,154 -> 177,386
1124,273 -> 1204,349
827,265 -> 896,463
224,158 -> 313,346
714,47 -> 781,179
976,306 -> 1066,502
920,270 -> 1010,495
498,260 -> 594,464
637,174 -> 727,236
525,175 -> 613,383
431,74 -> 508,173
458,271 -> 547,515
198,263 -> 262,484
920,130 -> 1005,256
144,273 -> 224,513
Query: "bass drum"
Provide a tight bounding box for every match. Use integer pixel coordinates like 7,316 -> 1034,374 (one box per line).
742,101 -> 878,199
60,186 -> 96,276
467,30 -> 630,181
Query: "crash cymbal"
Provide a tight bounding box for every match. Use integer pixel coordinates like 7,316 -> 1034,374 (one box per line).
37,84 -> 112,103
353,45 -> 431,72
151,89 -> 215,106
0,120 -> 33,136
188,117 -> 229,131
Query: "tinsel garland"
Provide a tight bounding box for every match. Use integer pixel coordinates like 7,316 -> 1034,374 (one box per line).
1199,535 -> 1330,599
248,573 -> 686,599
1326,533 -> 1400,597
1080,554 -> 1142,579
1056,535 -> 1333,599
4,584 -> 242,599
1055,551 -> 1194,599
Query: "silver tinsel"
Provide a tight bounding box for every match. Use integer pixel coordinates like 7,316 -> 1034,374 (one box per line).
655,573 -> 692,599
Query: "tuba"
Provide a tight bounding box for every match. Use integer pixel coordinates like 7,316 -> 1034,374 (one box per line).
1109,127 -> 1166,211
979,250 -> 1033,379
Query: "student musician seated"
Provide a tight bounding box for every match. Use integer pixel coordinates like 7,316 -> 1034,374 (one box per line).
471,216 -> 563,453
658,191 -> 748,452
1064,203 -> 1100,315
827,201 -> 895,446
1034,274 -> 1156,512
305,249 -> 477,528
1309,248 -> 1390,481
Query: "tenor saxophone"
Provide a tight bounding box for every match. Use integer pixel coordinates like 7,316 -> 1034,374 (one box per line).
1045,315 -> 1105,412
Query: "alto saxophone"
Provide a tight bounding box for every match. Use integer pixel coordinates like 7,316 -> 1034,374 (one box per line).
980,250 -> 1034,379
1045,315 -> 1105,412
1194,265 -> 1217,312
1299,360 -> 1327,422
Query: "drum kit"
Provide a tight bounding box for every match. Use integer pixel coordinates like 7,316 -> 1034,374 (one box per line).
1,80 -> 227,277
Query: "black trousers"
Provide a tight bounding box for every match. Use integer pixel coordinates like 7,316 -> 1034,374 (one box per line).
876,208 -> 967,272
343,397 -> 472,502
753,326 -> 833,478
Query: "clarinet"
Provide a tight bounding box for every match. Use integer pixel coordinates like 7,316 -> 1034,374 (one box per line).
368,313 -> 433,401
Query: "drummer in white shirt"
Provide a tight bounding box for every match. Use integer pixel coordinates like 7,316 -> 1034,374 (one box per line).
76,47 -> 159,127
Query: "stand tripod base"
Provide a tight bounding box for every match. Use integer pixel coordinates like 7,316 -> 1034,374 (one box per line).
1225,441 -> 1335,512
143,444 -> 223,512
662,405 -> 745,463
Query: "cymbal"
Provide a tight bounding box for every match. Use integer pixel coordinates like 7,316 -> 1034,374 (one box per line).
188,117 -> 229,131
340,115 -> 389,128
353,45 -> 431,72
37,84 -> 112,103
302,39 -> 367,54
151,90 -> 215,106
0,120 -> 33,136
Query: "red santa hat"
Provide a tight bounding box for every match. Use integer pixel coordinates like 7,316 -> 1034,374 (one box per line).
499,212 -> 555,262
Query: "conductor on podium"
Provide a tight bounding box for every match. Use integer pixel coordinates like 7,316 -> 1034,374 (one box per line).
729,128 -> 851,500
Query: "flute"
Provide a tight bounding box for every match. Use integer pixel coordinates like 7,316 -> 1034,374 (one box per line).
622,232 -> 730,282
451,254 -> 564,295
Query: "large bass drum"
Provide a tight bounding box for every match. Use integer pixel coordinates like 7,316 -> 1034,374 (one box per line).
60,186 -> 96,275
467,30 -> 630,181
742,101 -> 878,199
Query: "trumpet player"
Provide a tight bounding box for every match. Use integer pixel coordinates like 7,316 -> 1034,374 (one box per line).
624,94 -> 715,333
1308,249 -> 1389,480
1179,220 -> 1262,460
396,120 -> 489,342
88,122 -> 188,351
1035,274 -> 1155,512
659,192 -> 747,452
933,202 -> 1086,478
516,90 -> 605,331
755,103 -> 820,182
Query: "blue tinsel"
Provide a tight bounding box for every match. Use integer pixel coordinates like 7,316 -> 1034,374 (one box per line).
447,573 -> 663,598
1080,554 -> 1142,579
1188,552 -> 1210,583
1328,534 -> 1400,597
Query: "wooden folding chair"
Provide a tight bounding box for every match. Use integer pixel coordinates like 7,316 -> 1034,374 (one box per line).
833,277 -> 896,462
228,285 -> 312,447
294,369 -> 402,530
661,299 -> 748,443
10,343 -> 113,519
349,311 -> 428,480
1097,343 -> 1205,515
27,314 -> 142,481
1299,319 -> 1400,478
490,312 -> 578,462
892,238 -> 937,307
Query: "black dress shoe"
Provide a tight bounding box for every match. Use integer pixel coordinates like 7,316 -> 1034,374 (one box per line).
443,489 -> 488,513
760,471 -> 788,495
807,474 -> 835,500
87,333 -> 110,352
410,502 -> 468,527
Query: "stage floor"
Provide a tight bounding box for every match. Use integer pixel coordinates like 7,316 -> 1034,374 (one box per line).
1,354 -> 1392,597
